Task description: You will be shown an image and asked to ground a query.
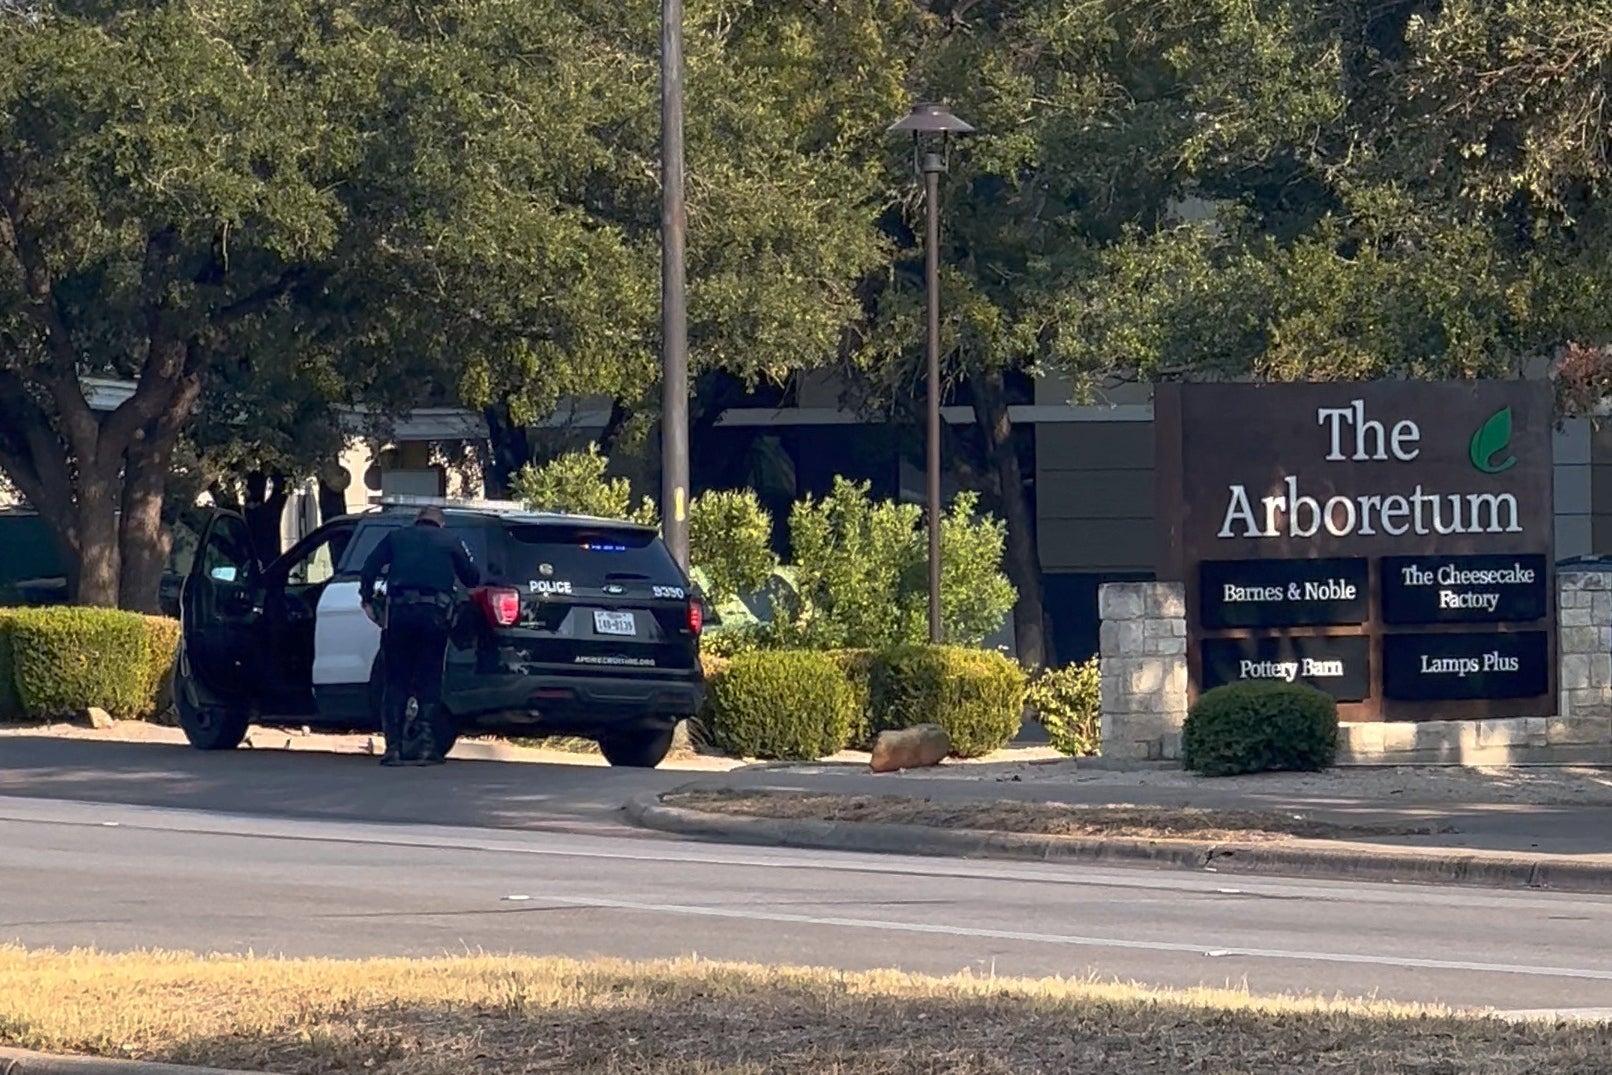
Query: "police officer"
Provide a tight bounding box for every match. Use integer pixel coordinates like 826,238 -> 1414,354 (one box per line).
359,506 -> 480,766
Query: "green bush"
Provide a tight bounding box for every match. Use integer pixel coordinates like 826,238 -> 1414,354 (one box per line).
788,479 -> 1017,649
869,645 -> 1026,758
1182,681 -> 1339,777
828,648 -> 875,749
0,607 -> 178,723
0,610 -> 19,720
1027,659 -> 1101,756
512,444 -> 658,523
9,607 -> 151,720
706,650 -> 855,761
140,615 -> 182,718
688,489 -> 777,605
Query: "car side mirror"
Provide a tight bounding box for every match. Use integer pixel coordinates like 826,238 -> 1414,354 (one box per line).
209,566 -> 239,583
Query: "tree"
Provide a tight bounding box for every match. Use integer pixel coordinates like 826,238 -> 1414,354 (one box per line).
1044,0 -> 1612,393
843,0 -> 1259,667
460,0 -> 914,481
7,0 -> 890,609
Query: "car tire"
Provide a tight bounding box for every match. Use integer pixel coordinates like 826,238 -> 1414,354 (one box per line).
599,725 -> 677,768
175,675 -> 250,751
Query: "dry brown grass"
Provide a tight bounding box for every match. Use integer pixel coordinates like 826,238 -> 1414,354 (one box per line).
2,947 -> 1605,1074
666,790 -> 1454,842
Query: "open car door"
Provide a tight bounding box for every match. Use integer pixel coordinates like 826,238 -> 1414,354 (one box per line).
179,510 -> 263,708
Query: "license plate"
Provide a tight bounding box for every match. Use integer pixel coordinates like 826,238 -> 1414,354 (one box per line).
593,610 -> 637,636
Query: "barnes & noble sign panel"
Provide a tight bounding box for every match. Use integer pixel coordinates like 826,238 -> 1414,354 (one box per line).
1155,382 -> 1555,721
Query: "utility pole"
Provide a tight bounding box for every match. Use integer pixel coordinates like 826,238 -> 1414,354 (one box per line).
660,0 -> 690,568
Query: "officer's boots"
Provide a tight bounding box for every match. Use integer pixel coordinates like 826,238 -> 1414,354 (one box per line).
379,695 -> 407,767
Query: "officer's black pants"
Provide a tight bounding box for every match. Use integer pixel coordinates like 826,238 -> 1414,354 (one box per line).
380,600 -> 452,763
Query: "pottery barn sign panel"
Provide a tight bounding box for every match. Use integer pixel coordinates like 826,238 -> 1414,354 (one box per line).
1154,382 -> 1555,721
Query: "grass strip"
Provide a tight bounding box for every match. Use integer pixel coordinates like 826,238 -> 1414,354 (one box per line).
0,947 -> 1600,1074
664,790 -> 1455,842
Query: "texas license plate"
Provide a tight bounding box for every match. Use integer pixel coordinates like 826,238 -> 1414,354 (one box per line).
593,610 -> 637,636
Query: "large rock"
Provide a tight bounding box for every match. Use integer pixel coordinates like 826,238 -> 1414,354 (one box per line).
869,724 -> 951,773
78,707 -> 115,730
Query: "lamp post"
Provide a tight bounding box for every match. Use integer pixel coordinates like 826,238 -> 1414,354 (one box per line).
888,101 -> 974,643
660,0 -> 690,569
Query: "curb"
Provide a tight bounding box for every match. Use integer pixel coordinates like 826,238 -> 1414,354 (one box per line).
622,794 -> 1612,894
0,1048 -> 258,1074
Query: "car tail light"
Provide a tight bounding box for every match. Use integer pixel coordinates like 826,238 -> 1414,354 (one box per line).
687,598 -> 704,636
474,586 -> 521,628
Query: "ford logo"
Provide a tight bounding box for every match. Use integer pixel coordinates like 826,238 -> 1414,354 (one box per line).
603,583 -> 626,595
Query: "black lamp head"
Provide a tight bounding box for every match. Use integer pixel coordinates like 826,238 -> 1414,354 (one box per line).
888,100 -> 975,175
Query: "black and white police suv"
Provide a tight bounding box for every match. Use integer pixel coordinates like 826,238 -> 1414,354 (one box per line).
174,496 -> 705,768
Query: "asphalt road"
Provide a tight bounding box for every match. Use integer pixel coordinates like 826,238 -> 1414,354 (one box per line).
5,738 -> 1612,1015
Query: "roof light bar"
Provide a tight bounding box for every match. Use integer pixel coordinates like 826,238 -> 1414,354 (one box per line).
378,494 -> 532,514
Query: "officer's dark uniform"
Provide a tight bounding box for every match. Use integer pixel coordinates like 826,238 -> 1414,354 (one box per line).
359,507 -> 480,766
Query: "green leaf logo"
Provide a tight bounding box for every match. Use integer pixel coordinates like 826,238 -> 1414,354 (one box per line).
1469,407 -> 1517,474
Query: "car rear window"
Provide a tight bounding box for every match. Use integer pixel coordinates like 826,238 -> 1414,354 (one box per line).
499,522 -> 683,587
337,517 -> 495,577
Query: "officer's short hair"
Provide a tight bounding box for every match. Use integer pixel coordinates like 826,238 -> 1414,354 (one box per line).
415,506 -> 446,528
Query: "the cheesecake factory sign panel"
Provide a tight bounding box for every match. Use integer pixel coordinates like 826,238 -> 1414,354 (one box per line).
1155,382 -> 1555,721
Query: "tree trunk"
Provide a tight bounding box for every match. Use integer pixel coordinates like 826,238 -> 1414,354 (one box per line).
117,370 -> 202,611
482,405 -> 531,497
117,426 -> 185,614
318,479 -> 349,525
967,367 -> 1048,670
243,471 -> 290,563
73,469 -> 123,608
600,397 -> 636,455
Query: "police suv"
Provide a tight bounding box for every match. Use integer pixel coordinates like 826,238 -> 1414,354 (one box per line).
174,496 -> 705,768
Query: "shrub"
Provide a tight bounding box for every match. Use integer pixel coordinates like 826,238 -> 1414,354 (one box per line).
699,652 -> 732,683
706,650 -> 855,760
688,652 -> 733,753
1182,681 -> 1339,777
140,615 -> 182,718
0,607 -> 177,723
9,607 -> 151,720
869,645 -> 1026,758
827,648 -> 875,749
0,610 -> 18,720
1027,659 -> 1101,756
512,444 -> 658,523
787,480 -> 1016,650
688,489 -> 777,605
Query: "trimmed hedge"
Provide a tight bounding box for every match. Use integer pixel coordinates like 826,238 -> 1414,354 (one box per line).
869,645 -> 1025,758
0,607 -> 180,723
0,610 -> 18,720
1027,658 -> 1100,757
828,648 -> 875,749
706,650 -> 856,761
10,607 -> 149,719
140,614 -> 182,718
1182,681 -> 1339,777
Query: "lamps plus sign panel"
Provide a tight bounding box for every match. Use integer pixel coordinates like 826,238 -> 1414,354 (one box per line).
1154,381 -> 1556,722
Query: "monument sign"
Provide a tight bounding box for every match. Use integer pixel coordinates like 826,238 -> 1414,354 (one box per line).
1154,382 -> 1555,721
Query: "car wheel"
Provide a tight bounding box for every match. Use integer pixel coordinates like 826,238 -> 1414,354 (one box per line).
174,672 -> 250,751
599,725 -> 677,768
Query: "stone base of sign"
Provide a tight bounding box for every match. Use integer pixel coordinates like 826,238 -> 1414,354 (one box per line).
1098,582 -> 1189,763
1096,572 -> 1612,768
